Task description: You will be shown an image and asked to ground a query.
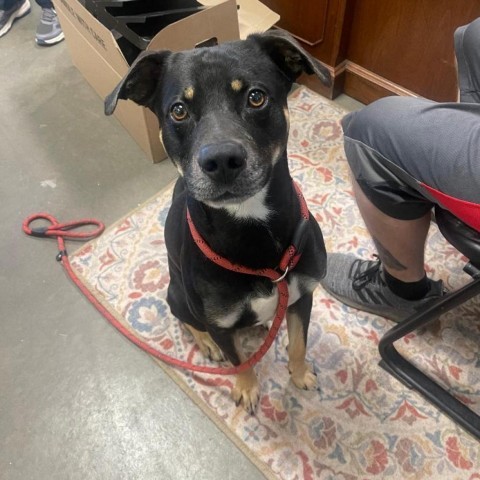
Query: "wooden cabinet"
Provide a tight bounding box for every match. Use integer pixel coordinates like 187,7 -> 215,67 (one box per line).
263,0 -> 480,103
260,0 -> 329,46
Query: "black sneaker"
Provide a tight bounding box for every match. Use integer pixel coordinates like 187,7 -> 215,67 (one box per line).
0,0 -> 30,38
321,253 -> 445,322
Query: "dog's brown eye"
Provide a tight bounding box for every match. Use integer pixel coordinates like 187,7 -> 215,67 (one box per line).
248,89 -> 267,108
170,103 -> 188,121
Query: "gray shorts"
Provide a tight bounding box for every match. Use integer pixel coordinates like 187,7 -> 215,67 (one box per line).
341,19 -> 480,231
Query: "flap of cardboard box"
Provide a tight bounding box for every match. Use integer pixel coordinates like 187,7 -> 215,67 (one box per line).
199,0 -> 280,38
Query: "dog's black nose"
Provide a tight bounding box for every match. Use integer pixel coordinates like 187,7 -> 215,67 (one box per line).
198,142 -> 247,183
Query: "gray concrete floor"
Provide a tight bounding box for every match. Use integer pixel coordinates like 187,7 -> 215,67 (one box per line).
0,5 -> 363,479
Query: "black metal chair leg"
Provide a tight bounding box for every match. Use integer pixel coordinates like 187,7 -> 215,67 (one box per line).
379,277 -> 480,440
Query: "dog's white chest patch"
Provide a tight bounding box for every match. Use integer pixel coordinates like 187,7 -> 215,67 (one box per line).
250,275 -> 303,326
223,187 -> 270,221
213,275 -> 318,329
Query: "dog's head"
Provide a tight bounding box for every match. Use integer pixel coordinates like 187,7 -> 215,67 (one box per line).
105,30 -> 331,207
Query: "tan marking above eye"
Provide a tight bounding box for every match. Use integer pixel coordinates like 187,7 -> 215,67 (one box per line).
184,87 -> 194,100
231,79 -> 243,92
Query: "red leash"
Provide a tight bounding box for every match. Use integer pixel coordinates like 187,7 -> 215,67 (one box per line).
22,183 -> 310,375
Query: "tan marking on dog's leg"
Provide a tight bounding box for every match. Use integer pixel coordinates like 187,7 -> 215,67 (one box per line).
184,86 -> 194,100
184,324 -> 224,361
231,79 -> 243,92
231,333 -> 259,413
286,312 -> 317,390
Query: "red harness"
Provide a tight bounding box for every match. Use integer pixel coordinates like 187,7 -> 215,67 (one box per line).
22,182 -> 310,375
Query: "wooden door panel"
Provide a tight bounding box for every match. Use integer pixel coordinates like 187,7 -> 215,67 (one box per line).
346,0 -> 480,101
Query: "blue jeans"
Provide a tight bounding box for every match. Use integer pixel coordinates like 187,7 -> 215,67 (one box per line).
0,0 -> 53,9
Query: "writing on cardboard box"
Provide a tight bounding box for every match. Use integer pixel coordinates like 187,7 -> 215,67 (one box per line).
58,0 -> 106,50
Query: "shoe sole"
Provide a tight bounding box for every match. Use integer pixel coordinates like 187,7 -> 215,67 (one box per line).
325,288 -> 405,323
35,31 -> 64,46
0,1 -> 31,38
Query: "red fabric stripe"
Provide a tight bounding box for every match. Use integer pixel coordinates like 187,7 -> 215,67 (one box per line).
420,183 -> 480,232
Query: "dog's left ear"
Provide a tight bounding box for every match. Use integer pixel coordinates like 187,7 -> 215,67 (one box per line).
249,29 -> 331,86
104,50 -> 171,116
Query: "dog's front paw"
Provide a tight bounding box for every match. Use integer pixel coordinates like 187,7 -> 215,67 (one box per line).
232,370 -> 259,414
289,362 -> 318,391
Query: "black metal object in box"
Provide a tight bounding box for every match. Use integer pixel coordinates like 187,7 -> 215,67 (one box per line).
86,0 -> 206,51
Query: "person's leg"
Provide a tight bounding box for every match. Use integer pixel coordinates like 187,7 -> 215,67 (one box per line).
322,95 -> 480,321
0,0 -> 19,8
352,176 -> 431,284
34,0 -> 51,7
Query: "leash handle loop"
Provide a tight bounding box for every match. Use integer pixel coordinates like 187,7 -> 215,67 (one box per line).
23,213 -> 105,241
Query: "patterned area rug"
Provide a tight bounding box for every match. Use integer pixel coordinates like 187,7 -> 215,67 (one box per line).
70,86 -> 480,479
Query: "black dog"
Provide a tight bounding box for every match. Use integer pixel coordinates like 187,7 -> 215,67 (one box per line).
105,30 -> 330,412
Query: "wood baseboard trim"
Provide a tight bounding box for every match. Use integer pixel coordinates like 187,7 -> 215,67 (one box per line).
344,61 -> 418,104
297,60 -> 419,104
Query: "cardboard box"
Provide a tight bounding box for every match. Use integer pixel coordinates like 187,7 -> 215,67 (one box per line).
54,0 -> 279,162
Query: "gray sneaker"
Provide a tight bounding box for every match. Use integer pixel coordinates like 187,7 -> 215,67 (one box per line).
35,7 -> 63,46
321,253 -> 445,322
0,0 -> 30,38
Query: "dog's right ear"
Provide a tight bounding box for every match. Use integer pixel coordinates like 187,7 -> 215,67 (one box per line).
104,50 -> 170,116
249,29 -> 331,87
